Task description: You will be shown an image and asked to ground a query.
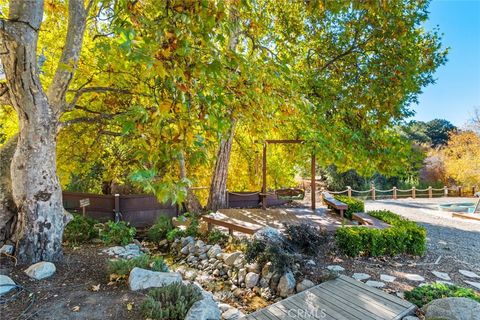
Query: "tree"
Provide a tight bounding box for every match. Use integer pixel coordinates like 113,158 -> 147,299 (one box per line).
0,1 -> 92,263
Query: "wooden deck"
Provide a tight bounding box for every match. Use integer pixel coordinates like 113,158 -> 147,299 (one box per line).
243,275 -> 416,320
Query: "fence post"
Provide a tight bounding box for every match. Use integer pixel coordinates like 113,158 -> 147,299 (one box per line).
371,186 -> 376,201
347,186 -> 352,198
393,187 -> 397,200
412,187 -> 416,199
114,194 -> 120,220
444,186 -> 448,197
428,186 -> 432,198
320,187 -> 325,203
458,186 -> 462,197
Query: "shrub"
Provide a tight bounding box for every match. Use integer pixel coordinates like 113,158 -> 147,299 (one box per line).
166,228 -> 186,242
335,210 -> 426,257
184,217 -> 199,237
245,238 -> 294,273
63,213 -> 97,245
141,282 -> 202,320
148,216 -> 174,242
283,223 -> 325,255
405,282 -> 480,307
99,221 -> 136,246
108,255 -> 168,276
206,229 -> 229,245
334,195 -> 364,219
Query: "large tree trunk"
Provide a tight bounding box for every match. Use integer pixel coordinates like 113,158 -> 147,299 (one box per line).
207,119 -> 237,211
0,1 -> 88,263
179,151 -> 203,213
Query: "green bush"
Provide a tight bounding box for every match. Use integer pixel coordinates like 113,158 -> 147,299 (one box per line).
108,255 -> 168,276
99,221 -> 136,246
184,217 -> 200,237
63,213 -> 97,245
206,229 -> 229,245
245,238 -> 293,273
141,282 -> 202,320
283,223 -> 325,255
148,216 -> 174,242
335,210 -> 426,257
333,195 -> 365,219
405,282 -> 480,307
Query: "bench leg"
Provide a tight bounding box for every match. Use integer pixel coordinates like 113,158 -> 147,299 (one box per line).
229,228 -> 234,236
340,209 -> 344,219
208,222 -> 212,232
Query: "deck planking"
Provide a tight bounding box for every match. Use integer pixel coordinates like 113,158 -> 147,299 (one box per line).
243,275 -> 416,320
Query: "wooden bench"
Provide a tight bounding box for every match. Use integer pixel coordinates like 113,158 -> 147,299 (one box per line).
352,212 -> 390,229
322,192 -> 348,218
202,212 -> 262,235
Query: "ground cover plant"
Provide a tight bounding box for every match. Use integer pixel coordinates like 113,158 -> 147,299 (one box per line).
107,255 -> 168,277
141,283 -> 202,320
405,282 -> 480,307
99,221 -> 136,246
333,196 -> 365,219
147,216 -> 174,243
335,210 -> 426,257
63,213 -> 98,245
283,223 -> 325,255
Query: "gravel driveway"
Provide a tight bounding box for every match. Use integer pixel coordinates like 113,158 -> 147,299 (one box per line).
366,197 -> 480,270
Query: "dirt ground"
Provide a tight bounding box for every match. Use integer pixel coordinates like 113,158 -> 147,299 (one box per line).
0,244 -> 145,320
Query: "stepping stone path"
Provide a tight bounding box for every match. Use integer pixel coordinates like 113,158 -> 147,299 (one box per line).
352,273 -> 370,281
464,281 -> 480,290
380,274 -> 396,283
326,265 -> 344,272
404,273 -> 425,282
436,280 -> 454,286
365,280 -> 385,288
431,271 -> 451,281
0,275 -> 16,296
459,269 -> 480,278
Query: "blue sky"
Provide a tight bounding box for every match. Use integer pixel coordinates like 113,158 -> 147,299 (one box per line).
411,0 -> 480,127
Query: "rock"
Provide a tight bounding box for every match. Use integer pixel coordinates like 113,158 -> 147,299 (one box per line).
296,279 -> 315,292
222,308 -> 245,320
181,236 -> 195,247
233,257 -> 245,269
0,275 -> 16,296
277,271 -> 296,297
326,265 -> 345,272
207,244 -> 222,258
128,267 -> 181,291
459,269 -> 480,279
223,252 -> 242,266
0,244 -> 14,255
246,263 -> 260,273
125,243 -> 140,252
402,316 -> 420,320
24,261 -> 56,280
218,303 -> 231,313
423,297 -> 480,320
380,274 -> 396,283
184,270 -> 197,281
245,272 -> 260,288
365,280 -> 385,288
181,246 -> 190,255
436,280 -> 454,286
352,273 -> 370,281
253,227 -> 284,245
465,281 -> 480,290
396,291 -> 405,299
404,273 -> 425,282
305,259 -> 316,267
431,271 -> 451,281
185,286 -> 221,320
238,268 -> 247,284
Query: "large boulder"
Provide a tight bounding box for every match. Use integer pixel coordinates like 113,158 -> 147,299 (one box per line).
277,271 -> 296,297
296,279 -> 315,293
185,285 -> 221,320
24,261 -> 56,280
128,267 -> 181,291
423,297 -> 480,320
0,275 -> 16,296
253,227 -> 284,245
245,272 -> 260,288
207,244 -> 222,258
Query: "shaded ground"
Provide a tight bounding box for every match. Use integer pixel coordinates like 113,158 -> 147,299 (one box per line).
0,244 -> 144,320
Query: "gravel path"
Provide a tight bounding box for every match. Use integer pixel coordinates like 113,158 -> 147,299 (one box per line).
366,197 -> 480,270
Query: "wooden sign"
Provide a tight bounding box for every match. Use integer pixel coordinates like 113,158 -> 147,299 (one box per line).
79,198 -> 90,216
79,198 -> 90,207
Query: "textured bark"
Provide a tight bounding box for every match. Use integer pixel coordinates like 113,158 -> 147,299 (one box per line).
0,135 -> 18,244
207,120 -> 237,211
0,1 -> 88,263
179,152 -> 202,213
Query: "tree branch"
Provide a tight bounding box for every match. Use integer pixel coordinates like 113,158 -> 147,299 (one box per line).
66,86 -> 133,111
47,0 -> 89,113
0,82 -> 12,105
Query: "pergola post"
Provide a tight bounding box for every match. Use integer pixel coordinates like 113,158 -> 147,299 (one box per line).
311,154 -> 316,211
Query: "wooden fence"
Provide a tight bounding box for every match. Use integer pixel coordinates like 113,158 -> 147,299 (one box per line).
319,185 -> 478,201
63,192 -> 178,228
227,191 -> 289,208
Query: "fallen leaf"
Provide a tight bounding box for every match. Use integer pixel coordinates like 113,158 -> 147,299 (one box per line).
127,302 -> 134,311
91,284 -> 100,292
72,306 -> 80,312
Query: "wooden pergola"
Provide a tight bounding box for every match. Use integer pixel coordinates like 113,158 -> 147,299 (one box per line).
261,139 -> 316,211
